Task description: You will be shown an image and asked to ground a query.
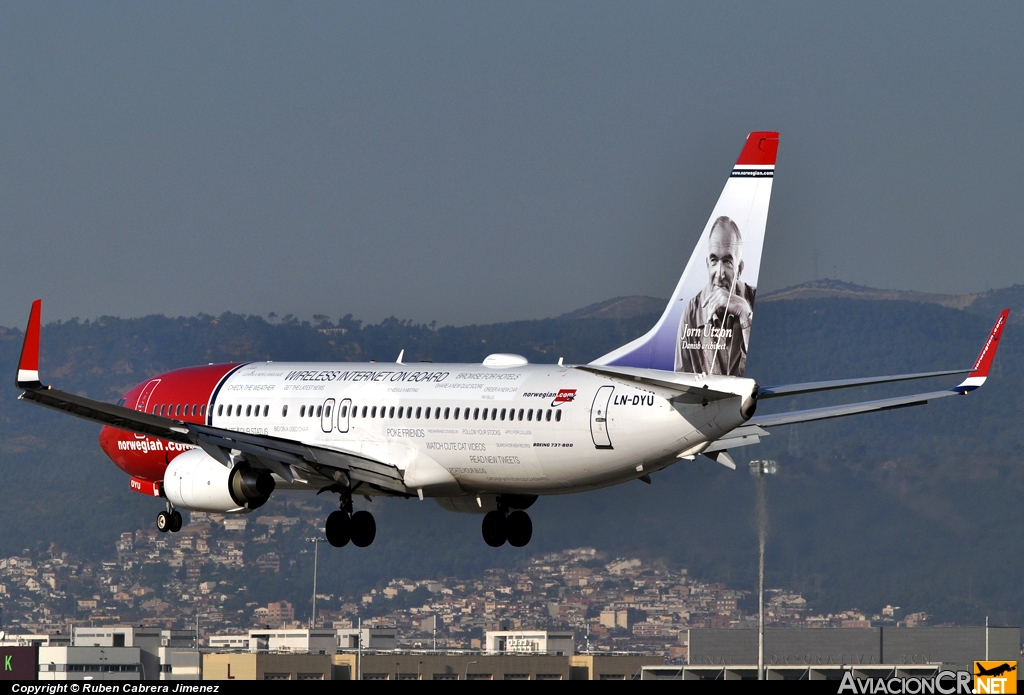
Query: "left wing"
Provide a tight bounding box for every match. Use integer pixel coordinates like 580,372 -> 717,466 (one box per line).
748,309 -> 1008,429
15,300 -> 408,494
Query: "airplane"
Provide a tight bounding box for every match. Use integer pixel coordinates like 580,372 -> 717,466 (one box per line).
14,131 -> 1009,549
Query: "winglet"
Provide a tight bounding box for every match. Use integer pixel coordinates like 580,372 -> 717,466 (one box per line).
955,309 -> 1009,393
16,300 -> 43,390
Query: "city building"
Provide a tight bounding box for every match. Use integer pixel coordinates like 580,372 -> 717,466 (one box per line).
72,626 -> 195,681
685,626 -> 1021,674
485,630 -> 574,656
38,646 -> 142,681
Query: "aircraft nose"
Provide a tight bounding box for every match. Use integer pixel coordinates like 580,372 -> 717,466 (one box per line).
98,425 -> 119,457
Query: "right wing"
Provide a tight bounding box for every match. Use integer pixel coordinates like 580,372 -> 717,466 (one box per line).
748,309 -> 1008,429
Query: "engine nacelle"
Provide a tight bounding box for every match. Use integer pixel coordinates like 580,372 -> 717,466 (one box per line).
163,449 -> 275,513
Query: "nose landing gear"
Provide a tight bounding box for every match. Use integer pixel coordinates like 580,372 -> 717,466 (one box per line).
324,487 -> 376,548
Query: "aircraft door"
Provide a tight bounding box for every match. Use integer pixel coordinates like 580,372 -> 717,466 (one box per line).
337,398 -> 352,434
590,385 -> 614,449
321,399 -> 335,433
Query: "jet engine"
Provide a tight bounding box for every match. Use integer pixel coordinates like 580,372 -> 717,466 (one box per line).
163,449 -> 275,512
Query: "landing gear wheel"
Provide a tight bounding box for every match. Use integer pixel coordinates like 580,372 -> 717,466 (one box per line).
169,511 -> 183,533
156,511 -> 171,533
506,510 -> 532,547
350,511 -> 376,547
325,511 -> 351,547
482,510 -> 508,547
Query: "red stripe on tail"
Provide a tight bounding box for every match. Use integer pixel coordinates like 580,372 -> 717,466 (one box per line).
736,132 -> 779,166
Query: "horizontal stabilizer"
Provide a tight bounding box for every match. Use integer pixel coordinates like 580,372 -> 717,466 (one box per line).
750,390 -> 946,428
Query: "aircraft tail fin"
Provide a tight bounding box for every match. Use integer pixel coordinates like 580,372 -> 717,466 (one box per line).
592,132 -> 778,376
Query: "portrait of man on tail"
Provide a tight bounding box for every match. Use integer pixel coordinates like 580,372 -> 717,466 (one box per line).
676,215 -> 756,377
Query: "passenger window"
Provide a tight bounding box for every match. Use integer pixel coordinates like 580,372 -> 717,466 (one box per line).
263,405 -> 269,417
282,405 -> 288,417
444,407 -> 450,420
433,407 -> 439,419
398,406 -> 404,418
246,405 -> 252,417
527,409 -> 533,421
300,405 -> 306,417
201,405 -> 207,417
416,407 -> 422,419
217,405 -> 223,417
388,406 -> 395,418
424,407 -> 431,420
500,408 -> 506,421
152,405 -> 158,415
556,410 -> 562,422
518,408 -> 524,421
362,406 -> 368,418
117,398 -> 127,407
316,406 -> 323,417
474,408 -> 480,420
491,408 -> 497,420
453,407 -> 460,419
325,405 -> 331,418
546,409 -> 552,421
371,406 -> 377,418
340,406 -> 348,418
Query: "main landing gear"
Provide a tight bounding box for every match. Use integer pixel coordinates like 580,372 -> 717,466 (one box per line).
482,507 -> 532,548
156,505 -> 182,533
324,488 -> 376,548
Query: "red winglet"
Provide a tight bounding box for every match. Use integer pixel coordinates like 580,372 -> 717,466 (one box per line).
970,309 -> 1009,378
736,131 -> 779,167
16,300 -> 42,388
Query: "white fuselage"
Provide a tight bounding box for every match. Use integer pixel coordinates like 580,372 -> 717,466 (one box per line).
207,361 -> 754,497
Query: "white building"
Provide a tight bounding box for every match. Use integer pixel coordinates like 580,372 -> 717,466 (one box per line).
336,628 -> 398,651
248,628 -> 338,653
72,626 -> 196,680
37,646 -> 142,680
0,633 -> 71,647
208,627 -> 398,653
485,631 -> 574,656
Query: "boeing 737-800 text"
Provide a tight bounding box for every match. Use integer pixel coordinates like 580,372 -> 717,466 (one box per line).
15,132 -> 1008,548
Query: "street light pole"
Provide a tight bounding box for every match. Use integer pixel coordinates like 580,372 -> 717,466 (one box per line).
749,459 -> 778,682
305,537 -> 326,629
